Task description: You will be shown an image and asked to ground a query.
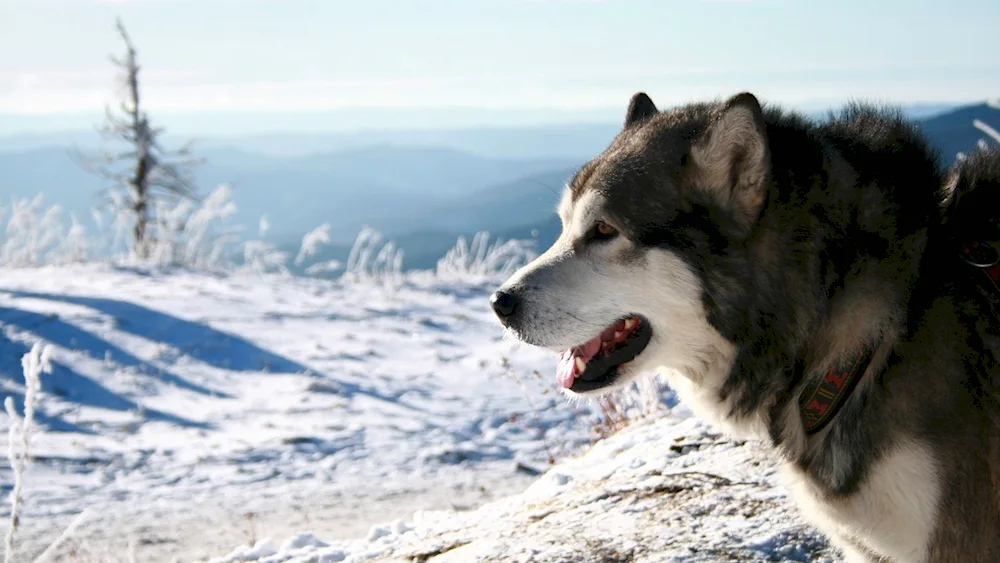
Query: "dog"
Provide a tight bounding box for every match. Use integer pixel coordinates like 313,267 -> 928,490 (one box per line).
489,91 -> 1000,562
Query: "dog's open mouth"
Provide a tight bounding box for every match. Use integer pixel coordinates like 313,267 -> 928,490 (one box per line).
556,315 -> 652,393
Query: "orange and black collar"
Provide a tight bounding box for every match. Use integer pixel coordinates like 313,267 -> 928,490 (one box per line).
799,346 -> 877,434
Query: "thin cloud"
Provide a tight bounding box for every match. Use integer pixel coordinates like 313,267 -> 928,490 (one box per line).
3,70 -> 994,116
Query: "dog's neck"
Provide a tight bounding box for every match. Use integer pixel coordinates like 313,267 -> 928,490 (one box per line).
791,231 -> 999,434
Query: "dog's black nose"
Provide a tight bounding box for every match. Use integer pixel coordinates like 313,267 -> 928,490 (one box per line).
490,290 -> 519,323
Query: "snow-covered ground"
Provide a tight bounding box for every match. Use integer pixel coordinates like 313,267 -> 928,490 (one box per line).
0,264 -> 829,562
0,265 -> 637,562
212,414 -> 836,563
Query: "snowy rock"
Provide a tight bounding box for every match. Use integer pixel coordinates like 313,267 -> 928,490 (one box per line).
280,533 -> 330,550
214,538 -> 280,561
210,415 -> 840,562
365,524 -> 392,542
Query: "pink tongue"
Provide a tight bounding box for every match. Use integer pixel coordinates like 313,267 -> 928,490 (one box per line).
556,336 -> 603,389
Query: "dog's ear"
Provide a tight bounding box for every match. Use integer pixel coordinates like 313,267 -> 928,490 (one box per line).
689,92 -> 770,228
624,92 -> 658,128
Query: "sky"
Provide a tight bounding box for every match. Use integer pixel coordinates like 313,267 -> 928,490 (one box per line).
1,0 -> 998,134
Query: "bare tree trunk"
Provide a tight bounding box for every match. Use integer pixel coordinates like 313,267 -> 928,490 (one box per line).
76,18 -> 201,262
120,20 -> 152,259
133,199 -> 147,260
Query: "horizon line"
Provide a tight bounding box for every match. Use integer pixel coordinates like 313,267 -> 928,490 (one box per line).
0,98 -> 984,139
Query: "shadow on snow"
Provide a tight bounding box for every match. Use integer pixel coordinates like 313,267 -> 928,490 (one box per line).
0,328 -> 208,432
0,289 -> 314,432
2,290 -> 309,373
0,306 -> 227,398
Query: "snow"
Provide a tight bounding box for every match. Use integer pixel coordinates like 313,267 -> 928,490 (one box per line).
0,264 -> 832,562
209,415 -> 837,563
0,265 -> 626,561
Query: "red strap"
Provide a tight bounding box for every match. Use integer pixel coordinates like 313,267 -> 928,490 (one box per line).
799,346 -> 873,434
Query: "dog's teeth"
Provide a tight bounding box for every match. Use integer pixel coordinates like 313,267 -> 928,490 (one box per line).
624,318 -> 636,330
614,331 -> 623,340
575,357 -> 586,373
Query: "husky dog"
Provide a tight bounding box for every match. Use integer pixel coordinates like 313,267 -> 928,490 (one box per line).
490,91 -> 1000,562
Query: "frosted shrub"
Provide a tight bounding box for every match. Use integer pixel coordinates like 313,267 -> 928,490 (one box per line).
344,226 -> 381,278
4,343 -> 53,563
436,231 -> 537,280
592,374 -> 674,439
292,218 -> 340,279
146,197 -> 192,266
242,240 -> 290,275
343,226 -> 404,291
304,260 -> 343,276
295,223 -> 332,266
0,196 -> 100,267
109,192 -> 138,260
0,185 -> 257,270
147,184 -> 241,270
0,195 -> 66,267
52,213 -> 90,264
240,215 -> 290,275
974,119 -> 1000,148
959,98 -> 1000,160
975,99 -> 1000,147
182,185 -> 240,267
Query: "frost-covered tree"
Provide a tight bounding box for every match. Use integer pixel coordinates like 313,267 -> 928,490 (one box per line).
973,98 -> 1000,148
77,18 -> 201,260
957,98 -> 1000,161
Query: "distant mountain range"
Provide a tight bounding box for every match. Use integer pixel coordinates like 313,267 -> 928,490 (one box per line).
1,101 -> 997,271
0,102 -> 964,159
0,143 -> 578,243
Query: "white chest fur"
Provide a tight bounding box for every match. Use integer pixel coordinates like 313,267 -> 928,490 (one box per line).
782,440 -> 941,563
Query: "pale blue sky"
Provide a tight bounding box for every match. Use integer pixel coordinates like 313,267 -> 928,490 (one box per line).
1,0 -> 998,130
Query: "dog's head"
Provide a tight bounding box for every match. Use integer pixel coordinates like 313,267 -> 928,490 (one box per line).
491,92 -> 771,396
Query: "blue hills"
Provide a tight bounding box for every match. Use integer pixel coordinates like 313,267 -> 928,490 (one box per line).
1,101 -> 995,270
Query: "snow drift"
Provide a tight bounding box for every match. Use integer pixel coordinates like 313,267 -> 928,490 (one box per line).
211,413 -> 839,563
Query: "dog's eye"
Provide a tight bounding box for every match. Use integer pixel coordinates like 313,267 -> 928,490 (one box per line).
590,221 -> 619,242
